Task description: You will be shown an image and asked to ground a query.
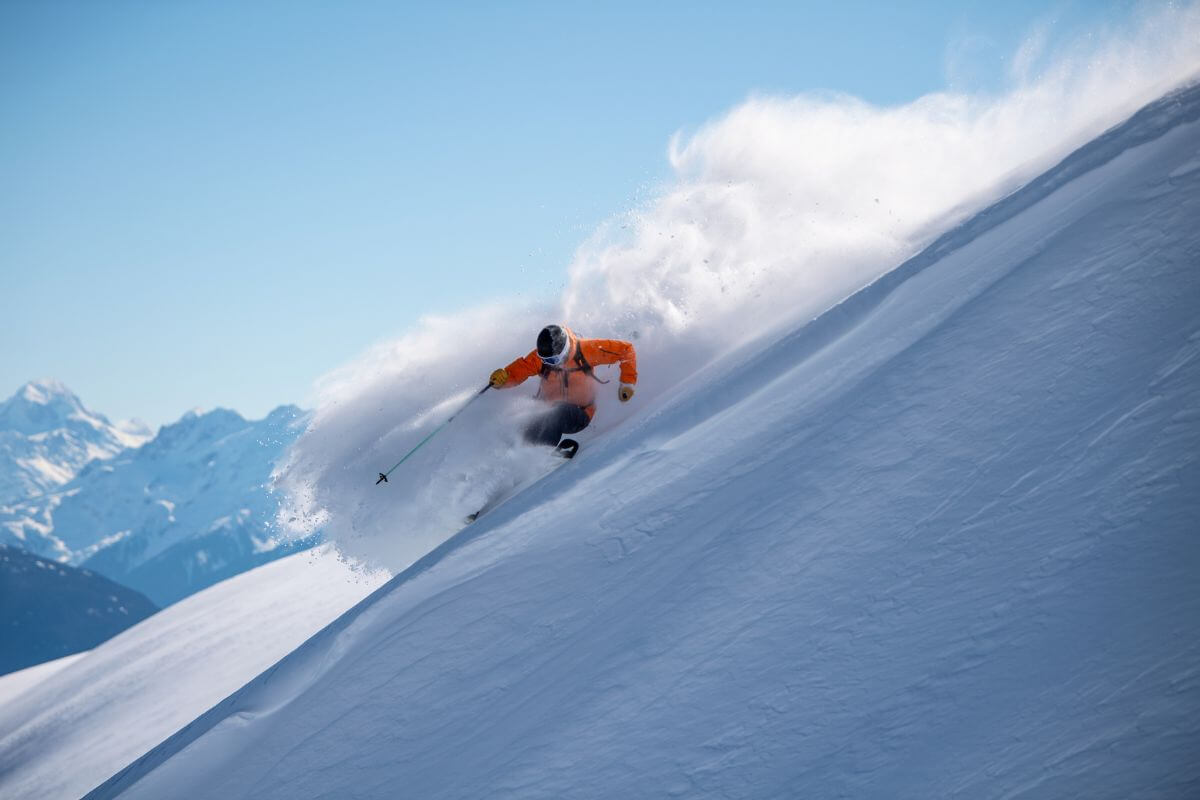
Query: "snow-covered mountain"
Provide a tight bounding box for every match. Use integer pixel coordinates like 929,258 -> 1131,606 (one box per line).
0,545 -> 386,800
0,545 -> 157,675
87,83 -> 1200,799
0,379 -> 151,506
1,404 -> 316,607
77,405 -> 319,606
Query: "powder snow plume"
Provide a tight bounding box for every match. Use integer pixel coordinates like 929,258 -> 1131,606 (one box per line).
275,4 -> 1200,574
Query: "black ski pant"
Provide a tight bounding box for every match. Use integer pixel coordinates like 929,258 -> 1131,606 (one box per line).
523,403 -> 590,447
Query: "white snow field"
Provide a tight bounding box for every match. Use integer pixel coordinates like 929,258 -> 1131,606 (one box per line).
0,545 -> 385,799
0,653 -> 87,707
88,84 -> 1200,799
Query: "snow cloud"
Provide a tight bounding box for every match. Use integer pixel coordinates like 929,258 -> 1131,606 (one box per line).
275,3 -> 1200,574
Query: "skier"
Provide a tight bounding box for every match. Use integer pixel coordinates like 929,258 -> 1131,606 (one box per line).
488,324 -> 637,458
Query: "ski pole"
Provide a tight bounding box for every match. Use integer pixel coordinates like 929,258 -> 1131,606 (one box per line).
376,384 -> 491,485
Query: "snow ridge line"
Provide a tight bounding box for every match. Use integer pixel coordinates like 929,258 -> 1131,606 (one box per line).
85,81 -> 1200,799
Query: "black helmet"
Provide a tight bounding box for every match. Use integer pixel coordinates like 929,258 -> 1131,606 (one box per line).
537,325 -> 571,365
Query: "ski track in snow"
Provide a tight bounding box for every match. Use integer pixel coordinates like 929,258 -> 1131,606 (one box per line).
84,85 -> 1200,799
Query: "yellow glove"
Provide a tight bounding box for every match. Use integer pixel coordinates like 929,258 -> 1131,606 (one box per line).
618,384 -> 635,402
489,368 -> 509,388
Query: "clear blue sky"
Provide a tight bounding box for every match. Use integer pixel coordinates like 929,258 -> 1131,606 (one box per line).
1,0 -> 1139,426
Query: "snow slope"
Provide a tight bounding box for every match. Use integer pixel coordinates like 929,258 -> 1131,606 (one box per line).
90,84 -> 1200,799
0,545 -> 386,800
0,653 -> 87,708
274,5 -> 1200,579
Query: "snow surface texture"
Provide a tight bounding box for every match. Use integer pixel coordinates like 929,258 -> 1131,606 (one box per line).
0,653 -> 86,708
274,5 -> 1200,576
91,81 -> 1200,798
0,545 -> 386,800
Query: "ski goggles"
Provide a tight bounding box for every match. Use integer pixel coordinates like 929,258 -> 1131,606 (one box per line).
539,348 -> 570,366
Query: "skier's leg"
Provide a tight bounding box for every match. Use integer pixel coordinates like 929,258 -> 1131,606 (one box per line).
523,408 -> 563,446
523,403 -> 590,447
549,405 -> 589,458
558,405 -> 590,436
469,406 -> 589,523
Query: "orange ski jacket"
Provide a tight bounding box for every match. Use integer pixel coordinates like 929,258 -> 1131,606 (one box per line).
500,333 -> 637,419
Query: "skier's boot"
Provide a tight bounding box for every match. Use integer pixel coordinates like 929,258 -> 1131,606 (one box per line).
556,438 -> 580,459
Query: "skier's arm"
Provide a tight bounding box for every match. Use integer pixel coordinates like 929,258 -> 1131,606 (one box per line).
581,339 -> 638,385
493,350 -> 543,388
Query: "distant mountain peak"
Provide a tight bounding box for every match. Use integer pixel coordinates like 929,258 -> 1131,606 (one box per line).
265,404 -> 307,425
0,379 -> 91,436
173,407 -> 246,429
116,418 -> 154,440
0,379 -> 152,503
7,378 -> 84,413
18,378 -> 79,405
